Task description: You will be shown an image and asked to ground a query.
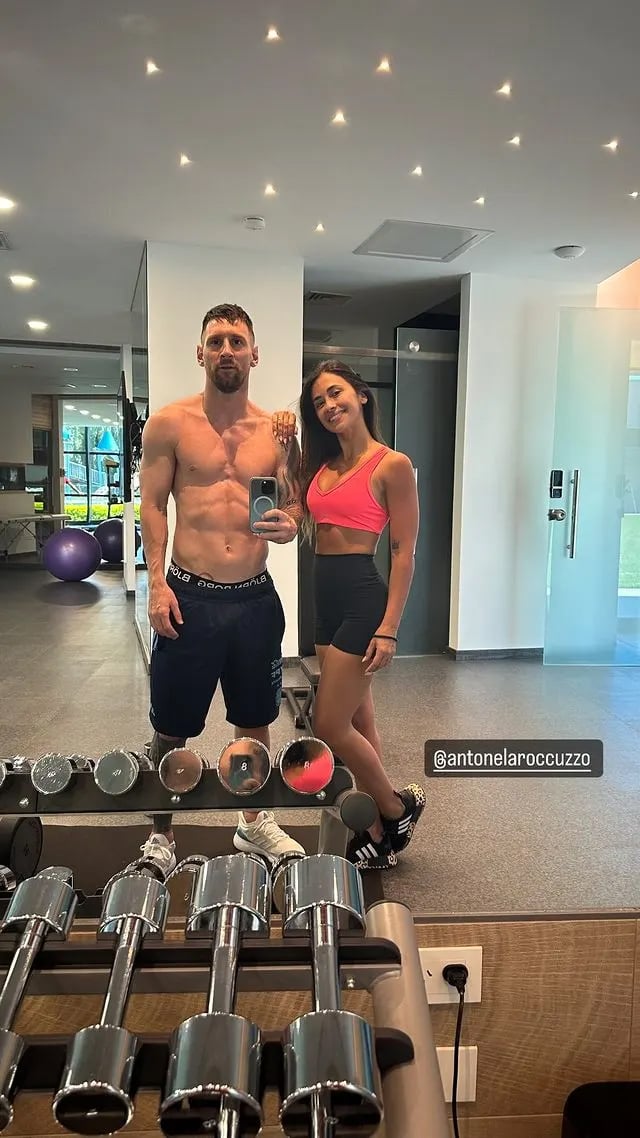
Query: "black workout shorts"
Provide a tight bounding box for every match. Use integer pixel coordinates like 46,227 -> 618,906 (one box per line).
149,562 -> 285,738
313,553 -> 388,657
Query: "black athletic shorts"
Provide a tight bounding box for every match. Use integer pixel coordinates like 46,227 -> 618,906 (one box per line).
149,562 -> 285,738
313,553 -> 388,657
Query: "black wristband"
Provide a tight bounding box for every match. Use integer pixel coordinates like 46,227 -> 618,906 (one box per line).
375,633 -> 397,641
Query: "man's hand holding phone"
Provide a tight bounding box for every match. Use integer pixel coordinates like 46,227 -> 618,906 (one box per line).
253,508 -> 298,543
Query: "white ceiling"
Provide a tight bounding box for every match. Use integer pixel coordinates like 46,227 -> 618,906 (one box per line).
2,0 -> 640,347
0,345 -> 148,398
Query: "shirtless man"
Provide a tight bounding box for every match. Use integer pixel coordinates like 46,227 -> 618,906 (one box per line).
137,302 -> 305,875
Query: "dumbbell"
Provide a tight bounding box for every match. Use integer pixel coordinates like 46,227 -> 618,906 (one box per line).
0,758 -> 30,791
93,749 -> 153,797
158,747 -> 207,795
216,737 -> 271,796
275,855 -> 383,1137
276,737 -> 334,796
160,852 -> 270,1136
0,866 -> 77,1131
30,753 -> 93,796
53,865 -> 170,1135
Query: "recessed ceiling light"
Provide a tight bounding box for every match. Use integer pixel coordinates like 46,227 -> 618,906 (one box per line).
146,59 -> 160,75
64,405 -> 76,411
179,153 -> 191,166
264,183 -> 277,196
377,57 -> 391,73
474,196 -> 486,206
266,26 -> 280,41
496,81 -> 511,96
603,138 -> 619,152
332,110 -> 346,125
91,414 -> 101,420
411,165 -> 423,176
507,135 -> 521,147
9,274 -> 35,288
315,223 -> 325,232
27,319 -> 48,331
103,418 -> 112,424
629,191 -> 639,199
80,409 -> 89,416
93,384 -> 107,389
66,383 -> 77,389
0,196 -> 16,212
63,367 -> 79,372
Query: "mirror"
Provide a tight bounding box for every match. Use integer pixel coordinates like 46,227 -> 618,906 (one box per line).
217,738 -> 271,795
276,737 -> 334,795
158,747 -> 206,794
131,246 -> 150,665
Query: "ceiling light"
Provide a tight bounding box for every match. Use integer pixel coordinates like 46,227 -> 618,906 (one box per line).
264,183 -> 277,196
146,59 -> 160,75
66,384 -> 77,389
91,414 -> 101,420
629,191 -> 639,199
103,418 -> 112,424
603,138 -> 619,152
93,384 -> 107,389
496,81 -> 511,96
9,274 -> 35,288
332,110 -> 346,125
474,196 -> 486,205
80,409 -> 89,416
179,153 -> 191,166
63,367 -> 79,372
27,319 -> 48,331
64,405 -> 76,411
266,26 -> 280,41
507,135 -> 521,147
315,223 -> 325,232
0,197 -> 16,211
377,57 -> 391,73
411,165 -> 423,176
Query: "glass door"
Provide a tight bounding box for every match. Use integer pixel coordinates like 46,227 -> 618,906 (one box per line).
544,307 -> 640,664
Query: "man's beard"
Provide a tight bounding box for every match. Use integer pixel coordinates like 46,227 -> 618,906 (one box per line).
209,364 -> 246,393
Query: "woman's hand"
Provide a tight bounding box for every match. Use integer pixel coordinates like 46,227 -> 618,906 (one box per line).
362,634 -> 397,675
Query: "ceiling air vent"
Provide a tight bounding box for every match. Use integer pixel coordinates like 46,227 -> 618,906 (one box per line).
0,233 -> 13,251
304,290 -> 352,306
354,219 -> 493,263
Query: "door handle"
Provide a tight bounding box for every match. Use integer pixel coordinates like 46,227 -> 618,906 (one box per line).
567,469 -> 580,558
548,508 -> 566,521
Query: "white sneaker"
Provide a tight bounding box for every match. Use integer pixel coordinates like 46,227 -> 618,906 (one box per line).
137,833 -> 176,876
233,811 -> 305,863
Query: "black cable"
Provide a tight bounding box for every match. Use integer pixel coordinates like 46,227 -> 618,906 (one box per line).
442,964 -> 468,1138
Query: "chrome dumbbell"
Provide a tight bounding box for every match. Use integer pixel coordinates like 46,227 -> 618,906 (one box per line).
53,866 -> 170,1135
216,737 -> 271,796
275,855 -> 383,1137
30,753 -> 93,796
158,747 -> 207,795
160,853 -> 270,1136
93,749 -> 153,797
0,866 -> 77,1131
0,758 -> 30,791
276,737 -> 335,796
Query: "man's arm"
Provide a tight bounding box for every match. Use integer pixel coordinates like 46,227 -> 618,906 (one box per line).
275,435 -> 303,526
140,412 -> 183,638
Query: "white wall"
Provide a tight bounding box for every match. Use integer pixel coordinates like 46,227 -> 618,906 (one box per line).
146,241 -> 304,657
450,273 -> 596,652
0,380 -> 35,553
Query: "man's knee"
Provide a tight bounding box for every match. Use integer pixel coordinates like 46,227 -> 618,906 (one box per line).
148,731 -> 186,769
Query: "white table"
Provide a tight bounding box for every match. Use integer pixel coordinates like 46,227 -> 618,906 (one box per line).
0,513 -> 67,558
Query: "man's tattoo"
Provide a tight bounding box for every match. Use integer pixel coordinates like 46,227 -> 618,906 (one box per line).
391,539 -> 400,551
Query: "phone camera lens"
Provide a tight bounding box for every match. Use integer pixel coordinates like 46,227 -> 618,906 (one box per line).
262,480 -> 270,491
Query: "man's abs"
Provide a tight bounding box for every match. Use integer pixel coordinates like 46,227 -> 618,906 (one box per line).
172,483 -> 268,583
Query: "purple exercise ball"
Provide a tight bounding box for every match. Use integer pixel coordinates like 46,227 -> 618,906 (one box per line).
43,528 -> 102,582
94,518 -> 141,563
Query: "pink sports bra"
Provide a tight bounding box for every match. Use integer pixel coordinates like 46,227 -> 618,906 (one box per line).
306,446 -> 390,534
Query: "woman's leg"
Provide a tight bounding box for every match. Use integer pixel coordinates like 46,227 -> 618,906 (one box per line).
316,646 -> 382,760
312,644 -> 404,839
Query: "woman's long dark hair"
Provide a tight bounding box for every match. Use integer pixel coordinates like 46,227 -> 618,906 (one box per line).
299,359 -> 384,543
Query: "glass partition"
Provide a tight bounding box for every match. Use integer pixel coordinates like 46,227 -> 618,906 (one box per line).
131,248 -> 151,665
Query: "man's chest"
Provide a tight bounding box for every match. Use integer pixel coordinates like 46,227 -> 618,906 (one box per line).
176,422 -> 276,486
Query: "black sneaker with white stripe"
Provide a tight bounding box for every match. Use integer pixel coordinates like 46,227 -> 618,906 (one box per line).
346,830 -> 398,871
382,784 -> 426,853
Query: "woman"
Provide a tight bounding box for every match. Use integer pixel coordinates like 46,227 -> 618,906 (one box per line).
299,359 -> 425,870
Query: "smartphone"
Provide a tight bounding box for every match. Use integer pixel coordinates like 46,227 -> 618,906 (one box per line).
249,476 -> 278,533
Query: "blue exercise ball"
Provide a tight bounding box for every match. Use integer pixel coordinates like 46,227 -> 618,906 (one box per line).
43,528 -> 102,582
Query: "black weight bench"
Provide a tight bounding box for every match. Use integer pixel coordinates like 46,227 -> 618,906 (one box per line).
283,656 -> 321,732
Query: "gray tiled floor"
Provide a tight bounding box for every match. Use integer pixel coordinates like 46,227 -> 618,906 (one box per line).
1,568 -> 639,916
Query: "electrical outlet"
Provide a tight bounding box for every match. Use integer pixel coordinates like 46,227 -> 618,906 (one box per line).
418,945 -> 482,1004
437,1046 -> 478,1102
